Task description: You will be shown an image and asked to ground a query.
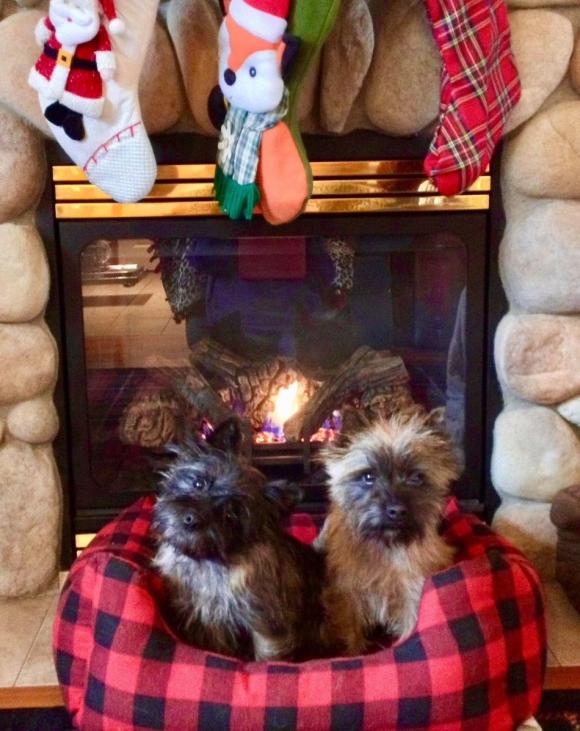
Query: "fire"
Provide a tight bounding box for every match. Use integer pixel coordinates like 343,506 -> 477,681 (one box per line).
254,380 -> 302,443
272,380 -> 300,428
253,380 -> 341,445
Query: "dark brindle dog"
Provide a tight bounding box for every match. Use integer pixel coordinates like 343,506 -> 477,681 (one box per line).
152,418 -> 328,662
319,408 -> 460,654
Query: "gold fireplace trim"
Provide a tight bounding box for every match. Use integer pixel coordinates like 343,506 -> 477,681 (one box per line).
52,160 -> 490,219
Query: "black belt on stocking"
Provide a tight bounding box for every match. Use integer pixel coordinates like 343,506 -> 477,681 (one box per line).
43,44 -> 98,71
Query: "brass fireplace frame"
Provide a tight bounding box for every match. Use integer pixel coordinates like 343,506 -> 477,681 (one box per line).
52,160 -> 490,220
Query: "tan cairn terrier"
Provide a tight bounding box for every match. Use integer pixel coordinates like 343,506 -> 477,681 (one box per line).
319,408 -> 460,654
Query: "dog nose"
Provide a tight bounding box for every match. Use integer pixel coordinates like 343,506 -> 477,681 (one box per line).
386,505 -> 407,522
223,68 -> 236,86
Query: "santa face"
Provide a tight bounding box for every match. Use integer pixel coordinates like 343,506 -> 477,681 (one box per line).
49,0 -> 100,46
218,20 -> 285,114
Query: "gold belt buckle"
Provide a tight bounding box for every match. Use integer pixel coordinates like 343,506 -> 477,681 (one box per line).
57,49 -> 72,69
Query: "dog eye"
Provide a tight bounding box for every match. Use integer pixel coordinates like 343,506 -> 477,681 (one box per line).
249,67 -> 257,77
361,472 -> 376,486
193,477 -> 210,490
407,471 -> 424,486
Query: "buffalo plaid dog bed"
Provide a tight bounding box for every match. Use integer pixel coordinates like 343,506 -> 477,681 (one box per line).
54,497 -> 546,730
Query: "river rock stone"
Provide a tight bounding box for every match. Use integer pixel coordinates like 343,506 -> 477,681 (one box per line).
0,223 -> 49,322
0,109 -> 45,223
0,324 -> 57,406
504,101 -> 580,198
558,395 -> 580,427
167,0 -> 221,136
320,0 -> 374,134
7,395 -> 59,444
0,11 -> 50,133
364,0 -> 439,136
0,441 -> 60,597
140,23 -> 185,134
570,34 -> 580,94
492,405 -> 580,501
492,499 -> 557,581
495,313 -> 580,404
499,197 -> 580,314
505,11 -> 573,133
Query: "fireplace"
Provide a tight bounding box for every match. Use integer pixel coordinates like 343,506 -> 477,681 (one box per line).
40,132 -> 503,561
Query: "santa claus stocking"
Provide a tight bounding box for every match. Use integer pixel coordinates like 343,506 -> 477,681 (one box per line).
29,0 -> 158,203
423,0 -> 520,196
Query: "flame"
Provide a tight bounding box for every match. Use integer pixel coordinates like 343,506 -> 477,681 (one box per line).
272,380 -> 300,428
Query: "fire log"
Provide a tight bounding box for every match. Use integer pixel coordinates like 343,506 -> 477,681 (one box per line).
283,346 -> 410,441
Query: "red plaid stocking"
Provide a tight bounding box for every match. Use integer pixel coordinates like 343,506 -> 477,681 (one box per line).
423,0 -> 520,195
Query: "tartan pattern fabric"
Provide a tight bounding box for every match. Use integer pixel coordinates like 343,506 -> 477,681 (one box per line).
423,0 -> 521,196
54,497 -> 546,731
218,90 -> 289,186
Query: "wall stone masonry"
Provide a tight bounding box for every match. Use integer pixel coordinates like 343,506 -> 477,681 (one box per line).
364,0 -> 440,136
495,313 -> 580,405
0,0 -> 578,595
504,10 -> 573,133
320,0 -> 374,134
500,196 -> 580,314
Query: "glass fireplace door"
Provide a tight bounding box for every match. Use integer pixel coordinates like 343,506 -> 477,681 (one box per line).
55,210 -> 489,530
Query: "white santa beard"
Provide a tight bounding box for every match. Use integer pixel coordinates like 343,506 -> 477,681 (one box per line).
40,0 -> 159,203
53,20 -> 100,46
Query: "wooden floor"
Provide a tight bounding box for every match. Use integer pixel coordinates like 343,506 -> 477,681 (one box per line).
0,667 -> 578,710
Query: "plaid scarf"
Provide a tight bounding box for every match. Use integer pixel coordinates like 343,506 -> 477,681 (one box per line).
214,90 -> 289,221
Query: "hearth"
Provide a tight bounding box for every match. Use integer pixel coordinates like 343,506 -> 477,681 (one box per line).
39,132 -> 504,562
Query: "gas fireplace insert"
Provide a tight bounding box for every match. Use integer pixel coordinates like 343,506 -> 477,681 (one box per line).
39,133 -> 505,563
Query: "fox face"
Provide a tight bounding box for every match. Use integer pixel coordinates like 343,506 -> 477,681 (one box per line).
218,16 -> 292,114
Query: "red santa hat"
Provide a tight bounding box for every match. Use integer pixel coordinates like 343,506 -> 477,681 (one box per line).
100,0 -> 125,35
228,0 -> 290,44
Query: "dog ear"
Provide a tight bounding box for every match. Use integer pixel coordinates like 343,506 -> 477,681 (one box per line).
264,480 -> 303,515
340,406 -> 371,436
424,407 -> 447,433
280,33 -> 301,82
207,417 -> 244,454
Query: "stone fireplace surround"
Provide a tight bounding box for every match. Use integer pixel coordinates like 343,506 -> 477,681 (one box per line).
0,0 -> 579,597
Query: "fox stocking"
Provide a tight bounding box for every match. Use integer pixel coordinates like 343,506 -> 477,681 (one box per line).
212,0 -> 339,225
29,0 -> 158,203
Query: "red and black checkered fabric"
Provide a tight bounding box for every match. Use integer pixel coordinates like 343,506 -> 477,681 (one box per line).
54,497 -> 546,731
423,0 -> 521,195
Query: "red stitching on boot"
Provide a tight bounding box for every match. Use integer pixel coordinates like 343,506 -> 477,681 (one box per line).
84,122 -> 143,171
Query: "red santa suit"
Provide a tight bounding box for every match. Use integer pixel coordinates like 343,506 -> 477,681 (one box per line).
28,17 -> 115,118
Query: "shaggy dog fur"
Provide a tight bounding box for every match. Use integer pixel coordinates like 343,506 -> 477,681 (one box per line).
151,418 -> 327,662
319,408 -> 460,654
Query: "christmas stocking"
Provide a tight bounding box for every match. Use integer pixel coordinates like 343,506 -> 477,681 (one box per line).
212,0 -> 339,224
29,0 -> 158,203
423,0 -> 520,196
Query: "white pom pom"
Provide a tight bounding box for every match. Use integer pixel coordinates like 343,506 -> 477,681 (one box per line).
108,17 -> 125,35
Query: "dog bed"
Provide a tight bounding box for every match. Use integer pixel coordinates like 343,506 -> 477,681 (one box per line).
54,497 -> 546,730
